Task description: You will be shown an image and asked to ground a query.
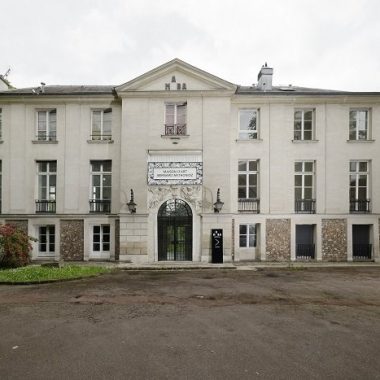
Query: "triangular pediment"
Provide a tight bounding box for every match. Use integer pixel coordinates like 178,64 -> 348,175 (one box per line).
116,58 -> 236,93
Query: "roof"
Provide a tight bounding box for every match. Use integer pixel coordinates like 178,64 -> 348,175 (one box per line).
236,85 -> 380,96
0,85 -> 115,96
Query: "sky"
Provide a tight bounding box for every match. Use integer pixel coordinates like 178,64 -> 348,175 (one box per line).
1,0 -> 380,91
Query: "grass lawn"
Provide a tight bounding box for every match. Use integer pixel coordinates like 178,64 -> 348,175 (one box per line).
0,265 -> 112,283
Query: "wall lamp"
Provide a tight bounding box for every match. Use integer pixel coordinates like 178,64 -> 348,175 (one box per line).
127,189 -> 137,214
213,188 -> 224,213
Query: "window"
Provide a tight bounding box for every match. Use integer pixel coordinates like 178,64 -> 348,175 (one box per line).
38,225 -> 55,256
165,102 -> 187,135
239,109 -> 258,140
238,160 -> 260,212
91,108 -> 112,140
349,109 -> 369,140
37,109 -> 56,141
294,109 -> 314,140
0,108 -> 2,140
92,225 -> 110,253
36,161 -> 56,213
239,224 -> 257,247
90,160 -> 112,213
295,161 -> 315,213
350,161 -> 370,212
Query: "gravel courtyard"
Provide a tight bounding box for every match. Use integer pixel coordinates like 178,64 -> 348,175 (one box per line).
0,267 -> 380,380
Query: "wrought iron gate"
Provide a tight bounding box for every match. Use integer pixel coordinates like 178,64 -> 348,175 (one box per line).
158,199 -> 193,261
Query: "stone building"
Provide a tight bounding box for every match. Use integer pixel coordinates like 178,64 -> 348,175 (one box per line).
0,59 -> 379,263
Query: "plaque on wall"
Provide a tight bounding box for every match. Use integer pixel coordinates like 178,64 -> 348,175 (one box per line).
148,162 -> 203,185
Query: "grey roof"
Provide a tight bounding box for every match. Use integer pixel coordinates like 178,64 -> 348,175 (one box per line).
0,85 -> 115,96
236,85 -> 380,96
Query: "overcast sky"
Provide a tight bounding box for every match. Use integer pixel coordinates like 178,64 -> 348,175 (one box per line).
1,0 -> 379,91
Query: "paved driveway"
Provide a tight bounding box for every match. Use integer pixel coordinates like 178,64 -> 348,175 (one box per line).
1,268 -> 380,379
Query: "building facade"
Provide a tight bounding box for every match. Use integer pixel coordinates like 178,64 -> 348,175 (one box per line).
0,59 -> 379,263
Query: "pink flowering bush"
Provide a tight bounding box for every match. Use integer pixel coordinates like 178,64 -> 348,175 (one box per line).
0,225 -> 35,268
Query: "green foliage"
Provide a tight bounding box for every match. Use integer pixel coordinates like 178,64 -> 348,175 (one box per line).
0,265 -> 111,283
0,224 -> 36,268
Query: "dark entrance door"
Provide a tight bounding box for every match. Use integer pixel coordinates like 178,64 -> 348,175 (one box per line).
352,225 -> 371,259
158,199 -> 192,261
296,225 -> 315,259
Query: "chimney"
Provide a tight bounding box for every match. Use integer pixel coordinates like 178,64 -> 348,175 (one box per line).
257,62 -> 273,91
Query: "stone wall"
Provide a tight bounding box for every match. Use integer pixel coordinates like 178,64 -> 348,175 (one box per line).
266,219 -> 291,261
5,220 -> 28,234
60,220 -> 84,261
322,219 -> 347,261
119,215 -> 148,261
115,219 -> 120,261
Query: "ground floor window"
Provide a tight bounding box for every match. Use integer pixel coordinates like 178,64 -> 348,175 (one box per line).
91,225 -> 110,257
296,225 -> 315,259
239,224 -> 256,247
38,225 -> 55,256
352,225 -> 372,260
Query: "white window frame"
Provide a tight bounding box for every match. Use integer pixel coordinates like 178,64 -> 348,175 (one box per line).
164,102 -> 187,126
239,224 -> 257,248
294,109 -> 314,141
350,161 -> 369,200
238,160 -> 259,200
37,161 -> 57,201
349,108 -> 370,140
36,109 -> 57,141
38,225 -> 55,257
164,102 -> 187,136
91,108 -> 112,140
238,109 -> 259,140
90,224 -> 111,259
90,161 -> 112,201
294,161 -> 315,201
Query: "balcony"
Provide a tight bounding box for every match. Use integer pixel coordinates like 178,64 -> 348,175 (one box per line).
353,244 -> 372,260
295,199 -> 316,214
350,199 -> 370,213
89,199 -> 111,213
36,200 -> 56,213
238,198 -> 260,213
164,124 -> 187,136
296,244 -> 315,259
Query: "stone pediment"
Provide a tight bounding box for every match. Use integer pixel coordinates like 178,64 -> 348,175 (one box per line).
116,58 -> 236,93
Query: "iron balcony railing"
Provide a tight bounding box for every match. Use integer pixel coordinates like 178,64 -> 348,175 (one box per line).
238,198 -> 260,213
36,133 -> 57,141
89,199 -> 111,213
164,124 -> 187,136
35,200 -> 56,213
90,134 -> 113,141
296,244 -> 315,259
295,199 -> 316,214
350,199 -> 370,213
353,244 -> 372,260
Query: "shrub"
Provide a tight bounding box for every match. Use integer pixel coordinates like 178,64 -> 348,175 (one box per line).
0,225 -> 35,268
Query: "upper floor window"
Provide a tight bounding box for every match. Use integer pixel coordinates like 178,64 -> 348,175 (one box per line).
36,161 -> 56,213
90,160 -> 112,213
165,102 -> 187,136
239,109 -> 259,140
37,109 -> 56,141
294,109 -> 314,140
350,161 -> 370,213
91,108 -> 112,140
295,161 -> 315,213
349,109 -> 369,140
238,160 -> 260,213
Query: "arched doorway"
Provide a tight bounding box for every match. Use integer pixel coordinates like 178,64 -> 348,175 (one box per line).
158,199 -> 193,261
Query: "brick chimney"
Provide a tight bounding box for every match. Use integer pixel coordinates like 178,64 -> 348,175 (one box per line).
257,63 -> 273,91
